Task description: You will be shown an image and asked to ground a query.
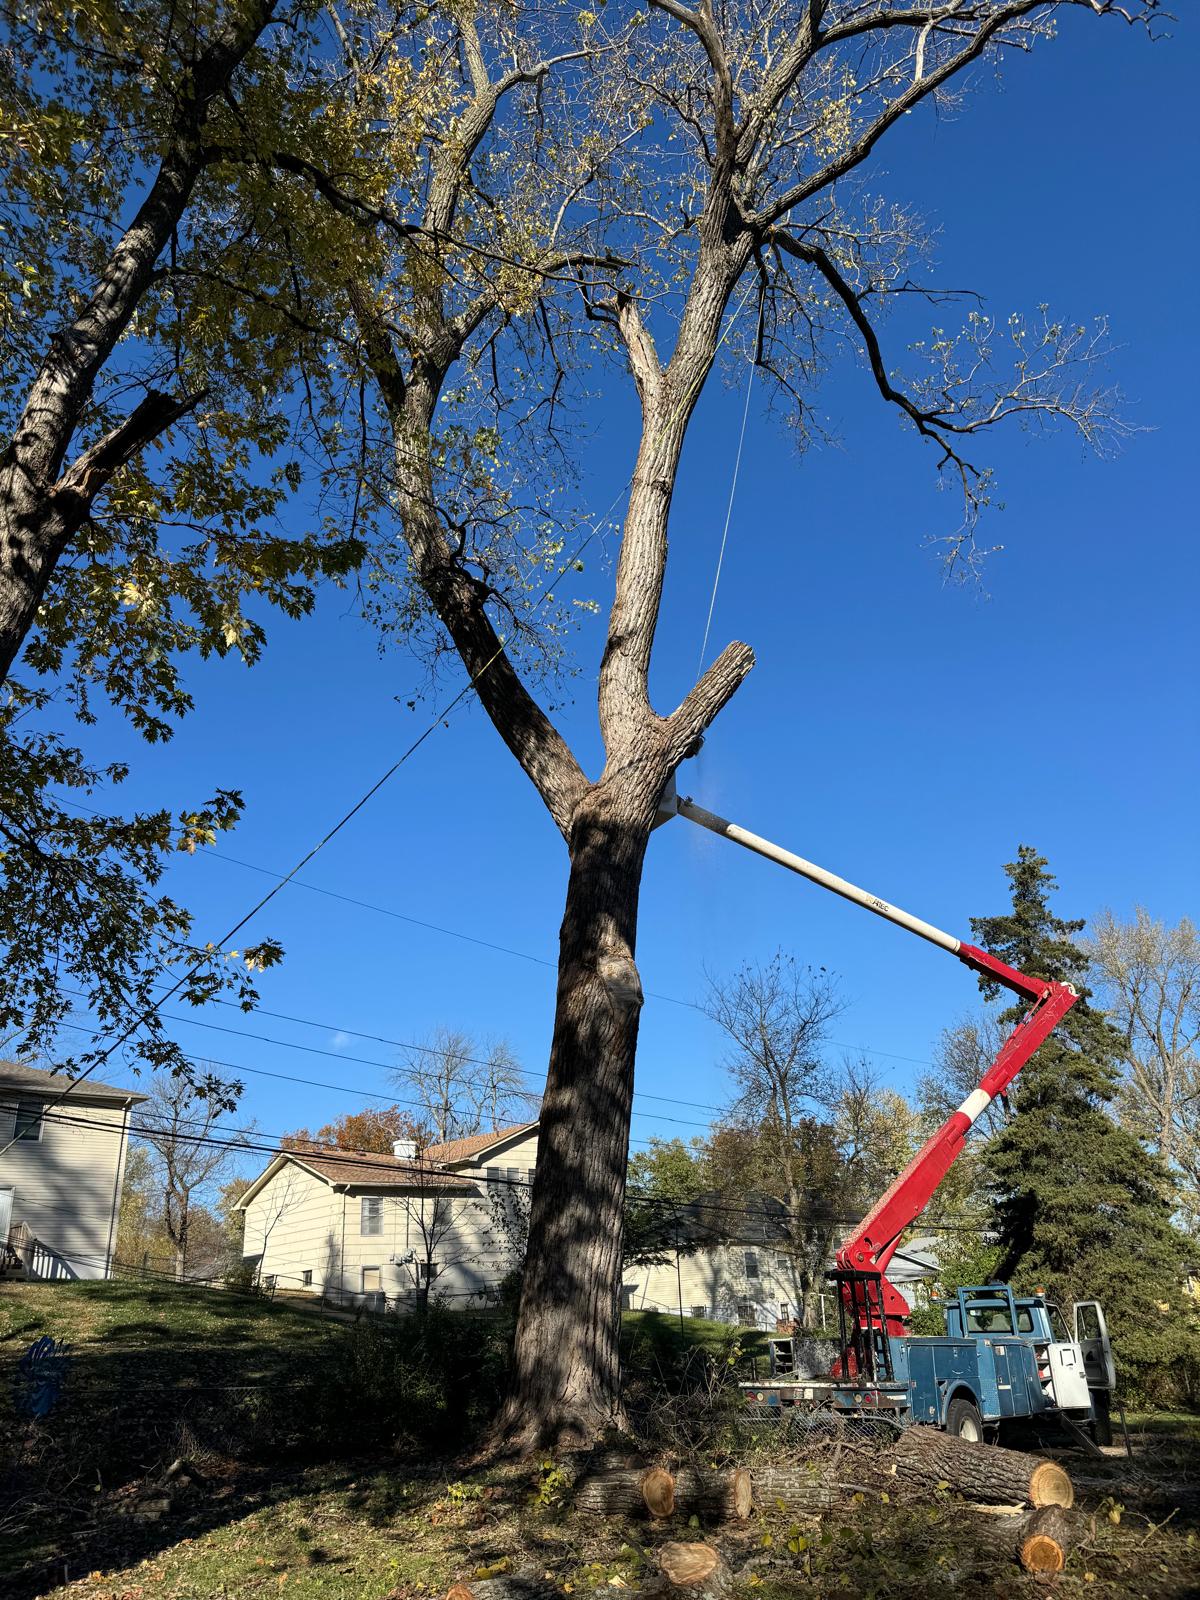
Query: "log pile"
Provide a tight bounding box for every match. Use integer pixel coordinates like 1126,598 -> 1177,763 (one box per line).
557,1427 -> 1085,1583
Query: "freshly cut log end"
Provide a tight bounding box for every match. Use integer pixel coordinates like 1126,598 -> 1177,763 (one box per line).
965,1504 -> 1080,1575
1018,1506 -> 1079,1573
572,1466 -> 753,1522
656,1542 -> 732,1600
642,1465 -> 676,1518
729,1467 -> 752,1521
1022,1533 -> 1065,1573
1028,1460 -> 1074,1510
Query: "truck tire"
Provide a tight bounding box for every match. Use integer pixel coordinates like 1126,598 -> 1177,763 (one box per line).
945,1396 -> 985,1443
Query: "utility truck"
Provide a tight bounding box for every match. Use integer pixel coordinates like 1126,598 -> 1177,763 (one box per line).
658,785 -> 1117,1445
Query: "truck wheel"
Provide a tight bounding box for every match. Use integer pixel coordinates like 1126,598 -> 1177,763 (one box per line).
945,1397 -> 984,1443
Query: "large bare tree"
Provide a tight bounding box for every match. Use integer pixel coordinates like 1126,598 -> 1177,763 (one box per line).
705,954 -> 845,1322
201,0 -> 1159,1446
137,1069 -> 255,1279
1087,908 -> 1200,1220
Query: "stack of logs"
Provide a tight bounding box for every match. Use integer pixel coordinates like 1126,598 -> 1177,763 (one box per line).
447,1428 -> 1083,1600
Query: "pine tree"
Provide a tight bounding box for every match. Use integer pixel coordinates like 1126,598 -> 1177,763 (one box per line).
973,847 -> 1192,1400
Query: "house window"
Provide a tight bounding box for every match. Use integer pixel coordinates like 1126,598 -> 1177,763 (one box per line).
486,1165 -> 502,1187
736,1301 -> 757,1326
690,1305 -> 708,1320
360,1196 -> 383,1235
506,1165 -> 522,1187
263,1274 -> 277,1292
362,1265 -> 382,1293
743,1250 -> 759,1278
417,1261 -> 439,1283
780,1302 -> 791,1321
13,1101 -> 43,1142
302,1269 -> 313,1287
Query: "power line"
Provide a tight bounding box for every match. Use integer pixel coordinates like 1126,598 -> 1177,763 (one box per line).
15,1099 -> 994,1236
47,1020 -> 710,1147
51,795 -> 946,1075
56,984 -> 727,1116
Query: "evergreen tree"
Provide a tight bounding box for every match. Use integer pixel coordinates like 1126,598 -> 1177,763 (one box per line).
973,847 -> 1192,1400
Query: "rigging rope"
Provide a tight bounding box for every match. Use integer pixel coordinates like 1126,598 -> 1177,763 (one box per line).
696,285 -> 764,679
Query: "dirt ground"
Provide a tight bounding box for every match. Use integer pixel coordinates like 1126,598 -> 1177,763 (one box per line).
5,1416 -> 1195,1600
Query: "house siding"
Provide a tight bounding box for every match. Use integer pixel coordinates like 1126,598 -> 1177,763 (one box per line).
622,1244 -> 833,1330
241,1163 -> 344,1296
0,1097 -> 134,1280
241,1164 -> 518,1309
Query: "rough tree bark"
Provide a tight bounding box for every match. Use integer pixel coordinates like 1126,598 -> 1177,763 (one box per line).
891,1427 -> 1074,1508
0,0 -> 277,686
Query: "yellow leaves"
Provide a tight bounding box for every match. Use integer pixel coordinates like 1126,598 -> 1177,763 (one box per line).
473,1558 -> 510,1580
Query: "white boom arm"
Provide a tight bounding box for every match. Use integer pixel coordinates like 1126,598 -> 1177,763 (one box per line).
664,790 -> 961,955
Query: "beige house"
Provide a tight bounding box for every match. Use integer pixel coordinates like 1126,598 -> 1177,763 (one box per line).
0,1060 -> 146,1280
237,1123 -> 539,1309
237,1118 -> 935,1324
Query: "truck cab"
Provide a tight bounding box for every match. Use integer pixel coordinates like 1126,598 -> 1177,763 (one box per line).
898,1283 -> 1114,1441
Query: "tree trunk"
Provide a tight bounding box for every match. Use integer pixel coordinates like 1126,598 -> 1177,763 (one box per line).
492,780 -> 659,1451
891,1428 -> 1073,1508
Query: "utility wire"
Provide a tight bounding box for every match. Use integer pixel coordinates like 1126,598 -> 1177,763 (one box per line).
55,986 -> 727,1116
13,1099 -> 995,1235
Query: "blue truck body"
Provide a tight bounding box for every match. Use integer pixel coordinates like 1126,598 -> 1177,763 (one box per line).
743,1283 -> 1098,1437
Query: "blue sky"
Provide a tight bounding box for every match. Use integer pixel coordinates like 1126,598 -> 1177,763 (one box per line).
74,11 -> 1197,1164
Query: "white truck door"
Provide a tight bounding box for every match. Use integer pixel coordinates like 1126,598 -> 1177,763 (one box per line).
1073,1300 -> 1117,1391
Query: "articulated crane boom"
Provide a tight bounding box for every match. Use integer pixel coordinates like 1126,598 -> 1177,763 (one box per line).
662,790 -> 1078,1358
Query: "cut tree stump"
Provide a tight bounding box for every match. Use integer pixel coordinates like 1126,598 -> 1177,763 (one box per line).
446,1579 -> 558,1600
572,1466 -> 753,1521
965,1505 -> 1082,1573
892,1427 -> 1073,1508
652,1542 -> 733,1600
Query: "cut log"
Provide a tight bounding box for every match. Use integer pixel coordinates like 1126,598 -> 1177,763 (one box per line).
572,1466 -> 753,1521
891,1427 -> 1073,1508
653,1542 -> 733,1600
747,1466 -> 839,1516
446,1580 -> 557,1600
965,1505 -> 1082,1573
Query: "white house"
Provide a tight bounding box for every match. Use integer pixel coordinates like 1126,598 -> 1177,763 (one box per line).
236,1123 -> 539,1309
0,1060 -> 147,1280
236,1118 -> 937,1324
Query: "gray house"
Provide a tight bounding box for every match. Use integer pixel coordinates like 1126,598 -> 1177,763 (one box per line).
0,1061 -> 146,1280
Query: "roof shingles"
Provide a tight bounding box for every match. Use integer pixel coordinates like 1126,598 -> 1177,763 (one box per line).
422,1121 -> 538,1167
288,1148 -> 474,1190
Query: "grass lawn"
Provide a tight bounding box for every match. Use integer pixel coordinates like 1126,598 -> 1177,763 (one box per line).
2,1281 -> 1198,1600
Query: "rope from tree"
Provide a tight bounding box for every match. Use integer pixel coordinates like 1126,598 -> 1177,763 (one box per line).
696,285 -> 764,680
